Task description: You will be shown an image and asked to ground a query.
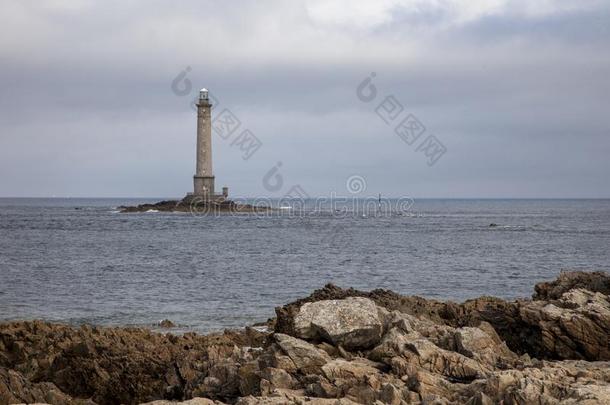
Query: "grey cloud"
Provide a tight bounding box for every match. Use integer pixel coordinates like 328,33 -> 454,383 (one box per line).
0,0 -> 609,198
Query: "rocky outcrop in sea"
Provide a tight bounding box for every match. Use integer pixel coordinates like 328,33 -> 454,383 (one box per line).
118,199 -> 271,214
1,271 -> 609,404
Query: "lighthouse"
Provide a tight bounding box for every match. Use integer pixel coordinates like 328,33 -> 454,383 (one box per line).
120,89 -> 270,212
191,88 -> 228,200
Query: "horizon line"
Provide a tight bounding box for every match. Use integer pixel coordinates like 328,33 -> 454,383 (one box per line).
1,196 -> 610,200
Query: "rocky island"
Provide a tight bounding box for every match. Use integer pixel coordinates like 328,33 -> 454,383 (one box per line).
2,271 -> 610,404
119,198 -> 272,214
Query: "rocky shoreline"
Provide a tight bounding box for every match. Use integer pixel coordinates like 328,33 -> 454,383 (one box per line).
2,271 -> 609,404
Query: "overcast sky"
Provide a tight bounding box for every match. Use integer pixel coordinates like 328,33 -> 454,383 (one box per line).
1,0 -> 609,198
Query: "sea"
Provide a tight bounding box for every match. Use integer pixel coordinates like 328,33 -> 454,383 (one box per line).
1,198 -> 609,333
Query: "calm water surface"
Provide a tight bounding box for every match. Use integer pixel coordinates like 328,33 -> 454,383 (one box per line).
1,198 -> 609,333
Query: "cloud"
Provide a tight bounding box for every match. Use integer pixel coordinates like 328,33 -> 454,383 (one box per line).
0,0 -> 609,197
303,0 -> 608,31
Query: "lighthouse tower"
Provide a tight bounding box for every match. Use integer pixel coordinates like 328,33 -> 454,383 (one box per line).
185,88 -> 228,202
192,88 -> 229,200
193,88 -> 215,198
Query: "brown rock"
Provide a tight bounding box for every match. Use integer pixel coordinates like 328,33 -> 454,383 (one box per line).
0,367 -> 91,405
519,288 -> 610,360
464,392 -> 493,405
378,383 -> 403,405
141,398 -> 224,405
321,359 -> 380,383
480,361 -> 610,404
453,325 -> 518,366
2,271 -> 610,405
259,367 -> 297,394
0,321 -> 267,404
533,271 -> 610,300
273,334 -> 330,374
237,361 -> 260,397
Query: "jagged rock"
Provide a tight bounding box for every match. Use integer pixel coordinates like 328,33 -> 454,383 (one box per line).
293,297 -> 384,350
369,323 -> 490,382
193,360 -> 241,399
141,398 -> 224,404
259,367 -> 297,395
519,288 -> 610,360
0,367 -> 90,405
369,327 -> 418,365
273,334 -> 330,374
235,393 -> 360,404
401,338 -> 488,381
304,374 -> 340,398
343,384 -> 378,404
382,313 -> 516,367
276,272 -> 610,362
464,392 -> 493,405
533,271 -> 610,300
2,272 -> 610,405
321,358 -> 381,383
404,369 -> 462,402
378,383 -> 403,405
453,324 -> 518,366
275,283 -> 532,358
478,360 -> 610,404
258,350 -> 298,374
0,321 -> 265,405
237,361 -> 260,397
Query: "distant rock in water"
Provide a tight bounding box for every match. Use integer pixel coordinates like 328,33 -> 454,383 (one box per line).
489,223 -> 498,227
158,319 -> 175,328
1,271 -> 609,404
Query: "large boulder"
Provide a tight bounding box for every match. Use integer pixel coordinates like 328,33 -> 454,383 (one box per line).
320,359 -> 385,404
453,324 -> 519,367
273,334 -> 330,374
400,338 -> 489,381
293,297 -> 384,350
